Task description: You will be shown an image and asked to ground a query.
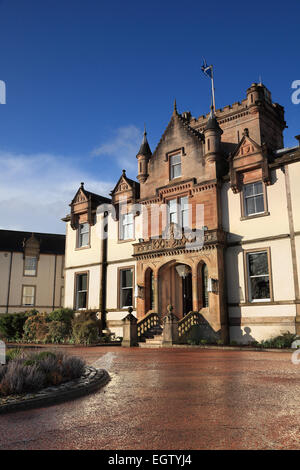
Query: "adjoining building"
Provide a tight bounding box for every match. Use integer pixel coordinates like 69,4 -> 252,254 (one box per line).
0,230 -> 65,313
63,83 -> 300,343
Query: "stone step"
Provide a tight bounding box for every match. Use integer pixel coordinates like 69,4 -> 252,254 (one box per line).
138,342 -> 164,348
145,338 -> 163,345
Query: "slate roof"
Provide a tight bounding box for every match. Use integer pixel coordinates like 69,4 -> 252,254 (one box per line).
137,129 -> 152,158
0,229 -> 66,254
71,183 -> 111,206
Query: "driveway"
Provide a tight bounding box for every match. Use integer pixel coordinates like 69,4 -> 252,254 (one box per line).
0,346 -> 299,450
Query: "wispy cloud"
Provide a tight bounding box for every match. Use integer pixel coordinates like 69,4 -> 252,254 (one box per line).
91,125 -> 141,171
0,151 -> 113,234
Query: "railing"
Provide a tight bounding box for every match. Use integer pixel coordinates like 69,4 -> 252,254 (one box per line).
178,311 -> 201,338
137,311 -> 160,338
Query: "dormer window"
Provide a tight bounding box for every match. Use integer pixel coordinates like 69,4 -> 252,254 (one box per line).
78,223 -> 89,248
243,182 -> 264,216
170,153 -> 181,179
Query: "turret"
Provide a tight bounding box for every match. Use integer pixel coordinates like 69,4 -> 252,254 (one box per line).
204,108 -> 223,163
136,125 -> 152,183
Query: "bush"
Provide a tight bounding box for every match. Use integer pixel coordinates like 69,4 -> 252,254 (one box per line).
61,355 -> 85,380
5,348 -> 23,363
48,321 -> 70,343
0,312 -> 28,341
23,313 -> 51,343
0,360 -> 45,395
72,320 -> 100,345
0,350 -> 86,396
260,331 -> 298,349
48,308 -> 74,333
71,311 -> 101,344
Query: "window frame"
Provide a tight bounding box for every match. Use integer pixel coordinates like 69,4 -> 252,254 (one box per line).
166,195 -> 190,228
76,222 -> 90,249
240,180 -> 269,220
118,266 -> 135,309
169,153 -> 182,180
23,255 -> 38,277
119,211 -> 135,242
74,271 -> 89,310
244,248 -> 273,303
21,285 -> 36,307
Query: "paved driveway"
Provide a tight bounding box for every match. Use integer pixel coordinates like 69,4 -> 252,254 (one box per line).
0,346 -> 299,450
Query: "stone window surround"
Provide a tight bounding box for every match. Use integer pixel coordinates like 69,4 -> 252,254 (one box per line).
73,271 -> 89,310
21,284 -> 36,307
243,247 -> 274,303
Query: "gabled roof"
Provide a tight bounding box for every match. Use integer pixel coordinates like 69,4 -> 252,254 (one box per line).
0,229 -> 65,254
111,170 -> 140,198
230,129 -> 262,159
71,182 -> 111,206
152,103 -> 204,158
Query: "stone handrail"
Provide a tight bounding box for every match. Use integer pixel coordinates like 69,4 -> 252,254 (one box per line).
137,311 -> 160,338
178,311 -> 201,338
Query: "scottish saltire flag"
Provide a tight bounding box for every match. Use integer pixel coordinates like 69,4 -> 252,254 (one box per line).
201,59 -> 212,78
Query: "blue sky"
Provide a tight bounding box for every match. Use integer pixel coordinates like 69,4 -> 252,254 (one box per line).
0,0 -> 299,234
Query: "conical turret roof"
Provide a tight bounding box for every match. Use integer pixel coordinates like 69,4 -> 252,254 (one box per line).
137,126 -> 152,158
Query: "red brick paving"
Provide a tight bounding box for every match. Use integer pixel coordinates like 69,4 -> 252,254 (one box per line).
0,346 -> 300,450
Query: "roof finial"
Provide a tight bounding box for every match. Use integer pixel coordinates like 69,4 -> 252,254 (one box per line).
80,182 -> 84,189
173,98 -> 178,115
122,169 -> 126,176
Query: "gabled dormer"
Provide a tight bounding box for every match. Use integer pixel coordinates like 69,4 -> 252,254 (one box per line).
70,182 -> 111,229
111,169 -> 140,206
229,129 -> 271,193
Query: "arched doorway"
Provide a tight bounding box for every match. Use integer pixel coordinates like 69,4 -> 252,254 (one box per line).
158,261 -> 192,319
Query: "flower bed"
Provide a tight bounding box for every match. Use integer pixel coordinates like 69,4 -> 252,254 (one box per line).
0,349 -> 85,396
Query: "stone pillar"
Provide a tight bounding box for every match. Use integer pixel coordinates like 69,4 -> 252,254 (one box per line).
162,305 -> 179,347
153,273 -> 159,313
122,307 -> 138,347
192,270 -> 198,312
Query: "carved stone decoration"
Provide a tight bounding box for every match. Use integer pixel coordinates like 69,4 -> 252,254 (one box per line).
133,226 -> 226,259
229,132 -> 271,193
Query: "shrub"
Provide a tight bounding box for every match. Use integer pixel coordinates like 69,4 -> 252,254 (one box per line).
0,360 -> 45,395
48,321 -> 70,343
0,350 -> 86,396
260,331 -> 298,349
71,311 -> 101,344
23,313 -> 50,343
61,355 -> 85,380
48,308 -> 74,333
5,348 -> 23,362
72,320 -> 100,344
0,312 -> 28,341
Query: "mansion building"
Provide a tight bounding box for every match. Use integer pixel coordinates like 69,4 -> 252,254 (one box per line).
0,230 -> 65,313
63,83 -> 300,344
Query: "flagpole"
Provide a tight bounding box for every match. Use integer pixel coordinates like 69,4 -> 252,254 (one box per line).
211,65 -> 216,113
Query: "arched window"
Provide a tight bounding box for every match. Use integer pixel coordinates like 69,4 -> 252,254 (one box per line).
202,264 -> 209,308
